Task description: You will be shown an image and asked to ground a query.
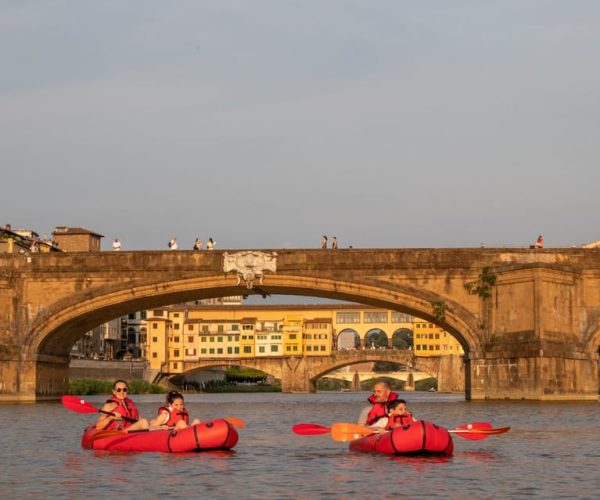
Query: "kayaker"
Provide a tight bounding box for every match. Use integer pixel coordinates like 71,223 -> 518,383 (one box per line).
150,391 -> 201,430
96,380 -> 150,431
385,399 -> 416,430
357,380 -> 399,427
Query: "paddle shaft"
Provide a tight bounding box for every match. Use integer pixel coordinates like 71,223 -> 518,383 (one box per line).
99,409 -> 137,423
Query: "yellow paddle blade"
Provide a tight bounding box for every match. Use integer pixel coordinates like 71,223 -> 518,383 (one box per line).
330,423 -> 375,442
225,417 -> 245,429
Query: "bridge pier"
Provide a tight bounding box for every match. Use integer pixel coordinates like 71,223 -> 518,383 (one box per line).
280,356 -> 315,393
469,351 -> 598,400
0,353 -> 69,401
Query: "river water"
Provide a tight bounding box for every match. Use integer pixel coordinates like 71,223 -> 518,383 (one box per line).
1,392 -> 599,499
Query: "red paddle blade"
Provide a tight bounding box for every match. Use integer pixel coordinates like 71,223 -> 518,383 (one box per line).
61,395 -> 100,414
292,423 -> 331,435
453,422 -> 493,432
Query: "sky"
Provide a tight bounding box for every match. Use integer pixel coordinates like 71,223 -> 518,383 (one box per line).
3,1 -> 600,251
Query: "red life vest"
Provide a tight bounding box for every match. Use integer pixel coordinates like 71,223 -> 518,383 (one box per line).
366,391 -> 399,426
385,411 -> 415,430
104,396 -> 140,430
157,405 -> 190,427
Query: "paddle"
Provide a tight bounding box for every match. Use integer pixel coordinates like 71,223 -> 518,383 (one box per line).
61,395 -> 137,422
292,420 -> 509,442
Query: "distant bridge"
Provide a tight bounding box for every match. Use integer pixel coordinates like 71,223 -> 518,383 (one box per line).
174,350 -> 464,392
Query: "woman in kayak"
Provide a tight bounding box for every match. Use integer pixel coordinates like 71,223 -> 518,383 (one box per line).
96,380 -> 150,431
150,391 -> 201,430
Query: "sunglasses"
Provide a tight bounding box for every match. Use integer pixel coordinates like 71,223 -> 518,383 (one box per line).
115,388 -> 128,392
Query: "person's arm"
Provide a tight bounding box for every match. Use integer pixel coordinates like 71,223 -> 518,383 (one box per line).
96,403 -> 120,430
149,410 -> 169,428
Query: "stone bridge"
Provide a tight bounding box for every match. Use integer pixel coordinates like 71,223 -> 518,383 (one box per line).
1,248 -> 600,401
176,351 -> 463,393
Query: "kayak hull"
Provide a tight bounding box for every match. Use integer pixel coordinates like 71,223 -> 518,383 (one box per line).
81,419 -> 238,452
349,421 -> 453,456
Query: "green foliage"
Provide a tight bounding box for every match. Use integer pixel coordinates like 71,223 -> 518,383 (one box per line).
364,329 -> 389,348
316,377 -> 351,391
392,329 -> 413,349
69,378 -> 113,395
415,377 -> 438,392
69,378 -> 165,395
372,361 -> 404,372
225,366 -> 268,383
431,300 -> 447,321
464,267 -> 497,298
360,377 -> 405,391
127,379 -> 166,394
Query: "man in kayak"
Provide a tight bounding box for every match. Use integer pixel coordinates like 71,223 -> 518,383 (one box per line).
357,380 -> 399,427
96,380 -> 149,432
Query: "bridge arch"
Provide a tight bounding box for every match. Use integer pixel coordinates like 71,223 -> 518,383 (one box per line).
336,329 -> 360,350
27,273 -> 481,361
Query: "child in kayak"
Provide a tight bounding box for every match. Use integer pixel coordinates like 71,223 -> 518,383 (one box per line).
150,391 -> 201,430
385,399 -> 416,430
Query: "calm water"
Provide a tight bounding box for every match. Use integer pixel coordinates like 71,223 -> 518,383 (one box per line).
1,392 -> 599,499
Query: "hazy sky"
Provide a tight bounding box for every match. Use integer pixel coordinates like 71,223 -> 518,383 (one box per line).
3,1 -> 600,250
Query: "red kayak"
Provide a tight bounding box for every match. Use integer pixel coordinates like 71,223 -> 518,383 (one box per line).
81,419 -> 238,452
349,421 -> 454,456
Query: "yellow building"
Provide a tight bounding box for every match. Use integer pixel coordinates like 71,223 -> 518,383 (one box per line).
144,304 -> 464,374
412,319 -> 464,356
283,315 -> 303,355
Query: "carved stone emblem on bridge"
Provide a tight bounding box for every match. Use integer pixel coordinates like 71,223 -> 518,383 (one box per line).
223,251 -> 277,289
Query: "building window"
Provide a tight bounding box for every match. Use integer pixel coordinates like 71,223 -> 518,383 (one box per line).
243,346 -> 252,353
152,336 -> 158,342
306,346 -> 312,351
217,336 -> 223,342
271,345 -> 278,352
227,347 -> 233,354
217,348 -> 223,354
391,312 -> 413,323
152,352 -> 157,358
188,325 -> 194,331
218,325 -> 224,333
202,325 -> 209,333
152,323 -> 158,329
258,346 -> 266,353
209,348 -> 215,354
174,324 -> 180,330
188,336 -> 194,343
186,348 -> 196,356
174,349 -> 180,357
234,347 -> 239,354
174,313 -> 179,318
174,336 -> 180,343
200,336 -> 207,342
173,362 -> 178,369
320,346 -> 326,351
209,337 -> 215,342
289,334 -> 296,340
231,324 -> 239,331
364,312 -> 388,323
336,312 -> 360,323
201,348 -> 207,354
243,325 -> 253,331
